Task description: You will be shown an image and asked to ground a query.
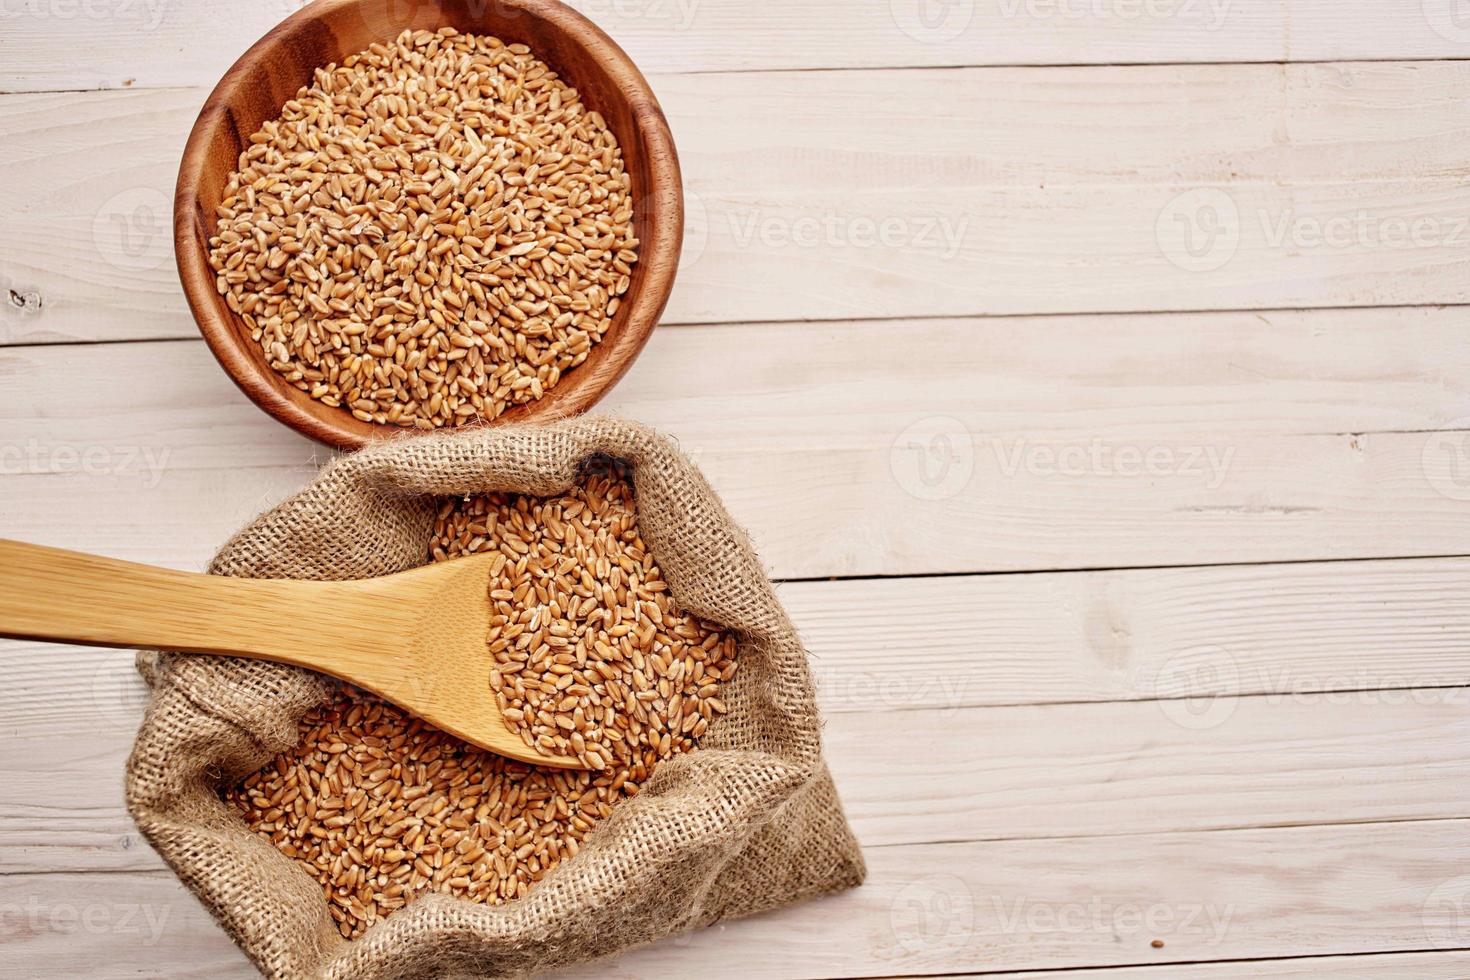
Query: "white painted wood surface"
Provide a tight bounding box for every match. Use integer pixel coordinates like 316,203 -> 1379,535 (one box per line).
6,822 -> 1470,977
8,62 -> 1470,344
4,0 -> 1470,92
2,1 -> 1468,977
5,679 -> 1469,870
3,322 -> 1470,577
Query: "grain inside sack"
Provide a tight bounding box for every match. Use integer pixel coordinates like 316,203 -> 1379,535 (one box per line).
225,472 -> 739,938
125,420 -> 864,978
208,28 -> 637,429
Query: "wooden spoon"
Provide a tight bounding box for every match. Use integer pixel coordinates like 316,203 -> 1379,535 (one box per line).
0,539 -> 579,768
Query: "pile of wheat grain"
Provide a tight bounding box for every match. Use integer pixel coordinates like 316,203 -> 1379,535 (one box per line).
224,475 -> 734,938
207,27 -> 637,429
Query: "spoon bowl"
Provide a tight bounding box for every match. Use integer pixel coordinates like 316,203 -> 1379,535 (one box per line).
0,539 -> 578,768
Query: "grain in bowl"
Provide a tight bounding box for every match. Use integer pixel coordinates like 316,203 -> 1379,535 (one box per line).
224,472 -> 736,938
207,27 -> 638,429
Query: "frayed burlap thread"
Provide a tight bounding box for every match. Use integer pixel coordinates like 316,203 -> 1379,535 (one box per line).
124,417 -> 865,979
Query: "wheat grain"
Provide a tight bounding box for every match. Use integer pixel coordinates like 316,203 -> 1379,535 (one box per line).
223,473 -> 733,938
207,27 -> 638,429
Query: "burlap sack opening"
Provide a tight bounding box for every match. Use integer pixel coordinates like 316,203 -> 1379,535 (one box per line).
125,417 -> 865,979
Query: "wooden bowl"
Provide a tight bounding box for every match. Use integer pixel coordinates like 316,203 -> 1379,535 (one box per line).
174,0 -> 681,450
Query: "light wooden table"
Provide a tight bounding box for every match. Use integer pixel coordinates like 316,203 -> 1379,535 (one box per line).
4,1 -> 1470,977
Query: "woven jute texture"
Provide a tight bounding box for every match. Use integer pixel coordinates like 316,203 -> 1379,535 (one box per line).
124,417 -> 865,979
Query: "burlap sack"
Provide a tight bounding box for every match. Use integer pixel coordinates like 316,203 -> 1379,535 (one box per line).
124,416 -> 865,978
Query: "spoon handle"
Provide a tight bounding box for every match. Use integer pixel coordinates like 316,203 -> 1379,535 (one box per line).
0,539 -> 391,669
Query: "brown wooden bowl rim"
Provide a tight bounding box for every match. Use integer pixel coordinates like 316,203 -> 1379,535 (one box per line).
174,0 -> 682,451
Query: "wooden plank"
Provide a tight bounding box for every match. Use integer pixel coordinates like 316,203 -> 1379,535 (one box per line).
7,410 -> 1470,577
9,305 -> 1470,451
4,0 -> 1469,93
564,820 -> 1470,976
4,314 -> 1470,577
783,556 -> 1470,712
7,62 -> 1470,343
4,821 -> 1467,977
5,677 -> 1467,871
